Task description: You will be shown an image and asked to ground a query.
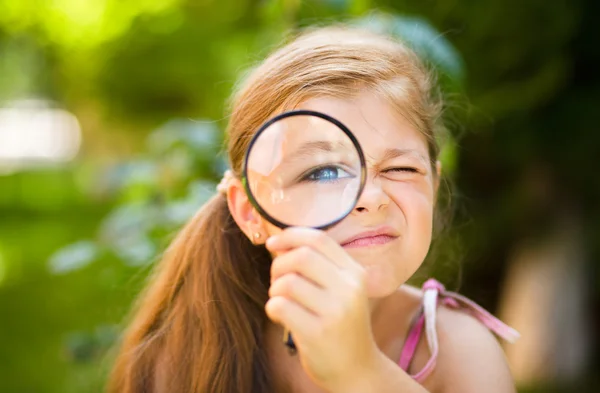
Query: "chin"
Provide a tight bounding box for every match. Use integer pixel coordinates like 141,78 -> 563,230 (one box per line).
364,265 -> 403,298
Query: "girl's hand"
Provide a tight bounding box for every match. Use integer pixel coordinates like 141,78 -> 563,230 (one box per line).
265,227 -> 380,393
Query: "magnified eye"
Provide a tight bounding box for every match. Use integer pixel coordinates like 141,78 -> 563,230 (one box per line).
301,165 -> 353,183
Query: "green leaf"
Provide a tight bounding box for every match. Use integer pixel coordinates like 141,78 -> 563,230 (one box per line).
48,241 -> 99,274
146,118 -> 221,156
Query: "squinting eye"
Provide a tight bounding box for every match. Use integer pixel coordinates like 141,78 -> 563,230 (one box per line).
384,167 -> 419,174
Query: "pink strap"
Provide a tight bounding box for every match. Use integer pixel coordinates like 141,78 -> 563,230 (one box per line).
398,279 -> 520,382
399,313 -> 425,371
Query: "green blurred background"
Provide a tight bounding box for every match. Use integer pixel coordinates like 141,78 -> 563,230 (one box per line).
0,0 -> 598,392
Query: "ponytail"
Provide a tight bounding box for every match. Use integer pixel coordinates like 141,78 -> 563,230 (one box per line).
107,194 -> 273,393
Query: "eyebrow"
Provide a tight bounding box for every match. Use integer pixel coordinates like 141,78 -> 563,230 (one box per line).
379,148 -> 429,163
283,140 -> 354,163
295,140 -> 336,156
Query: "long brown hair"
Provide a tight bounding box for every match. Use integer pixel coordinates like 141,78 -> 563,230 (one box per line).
107,25 -> 444,393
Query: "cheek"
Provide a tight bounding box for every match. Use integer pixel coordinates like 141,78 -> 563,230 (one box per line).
387,182 -> 435,280
264,222 -> 283,244
388,181 -> 435,235
265,222 -> 283,236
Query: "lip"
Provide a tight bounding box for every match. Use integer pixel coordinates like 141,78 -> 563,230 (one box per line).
340,227 -> 400,248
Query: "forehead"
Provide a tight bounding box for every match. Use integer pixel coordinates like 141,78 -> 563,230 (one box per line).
248,114 -> 359,175
295,91 -> 429,162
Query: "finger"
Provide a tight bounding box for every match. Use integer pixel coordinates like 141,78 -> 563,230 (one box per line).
270,246 -> 339,288
266,227 -> 356,271
269,273 -> 329,315
265,296 -> 319,337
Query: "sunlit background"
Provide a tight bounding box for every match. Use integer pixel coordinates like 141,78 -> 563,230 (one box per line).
0,1 -> 598,392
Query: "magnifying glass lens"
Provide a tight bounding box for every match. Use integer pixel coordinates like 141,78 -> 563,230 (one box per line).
245,113 -> 363,229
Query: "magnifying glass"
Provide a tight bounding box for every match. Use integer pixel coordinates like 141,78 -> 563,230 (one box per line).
242,110 -> 367,354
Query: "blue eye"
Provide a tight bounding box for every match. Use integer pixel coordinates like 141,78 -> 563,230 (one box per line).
302,165 -> 352,182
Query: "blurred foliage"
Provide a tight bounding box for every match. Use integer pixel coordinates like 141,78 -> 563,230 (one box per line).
0,0 -> 598,392
51,118 -> 223,270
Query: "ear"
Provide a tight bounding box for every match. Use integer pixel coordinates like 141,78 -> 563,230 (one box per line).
226,178 -> 267,244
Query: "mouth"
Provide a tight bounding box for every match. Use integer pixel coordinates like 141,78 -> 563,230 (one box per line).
340,227 -> 400,249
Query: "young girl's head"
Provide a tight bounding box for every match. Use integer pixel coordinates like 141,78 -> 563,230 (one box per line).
226,26 -> 443,298
108,25 -> 445,393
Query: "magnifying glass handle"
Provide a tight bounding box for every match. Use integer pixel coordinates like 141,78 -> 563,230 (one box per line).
283,329 -> 297,355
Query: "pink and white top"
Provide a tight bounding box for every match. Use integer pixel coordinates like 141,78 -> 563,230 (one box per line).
398,279 -> 520,382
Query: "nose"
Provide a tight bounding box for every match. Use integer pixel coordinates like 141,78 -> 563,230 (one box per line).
353,176 -> 390,214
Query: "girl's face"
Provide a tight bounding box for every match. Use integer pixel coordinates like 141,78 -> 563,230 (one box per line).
257,90 -> 440,298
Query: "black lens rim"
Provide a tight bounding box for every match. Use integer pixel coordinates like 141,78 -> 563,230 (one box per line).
241,109 -> 367,230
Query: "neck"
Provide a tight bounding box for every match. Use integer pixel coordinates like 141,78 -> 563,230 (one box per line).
368,296 -> 385,316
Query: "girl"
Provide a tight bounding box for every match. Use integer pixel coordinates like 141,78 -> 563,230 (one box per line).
108,25 -> 519,393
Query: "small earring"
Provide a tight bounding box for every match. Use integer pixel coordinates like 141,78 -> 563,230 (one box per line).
252,232 -> 262,244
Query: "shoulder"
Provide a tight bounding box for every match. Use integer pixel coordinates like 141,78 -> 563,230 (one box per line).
381,283 -> 517,392
430,305 -> 517,393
